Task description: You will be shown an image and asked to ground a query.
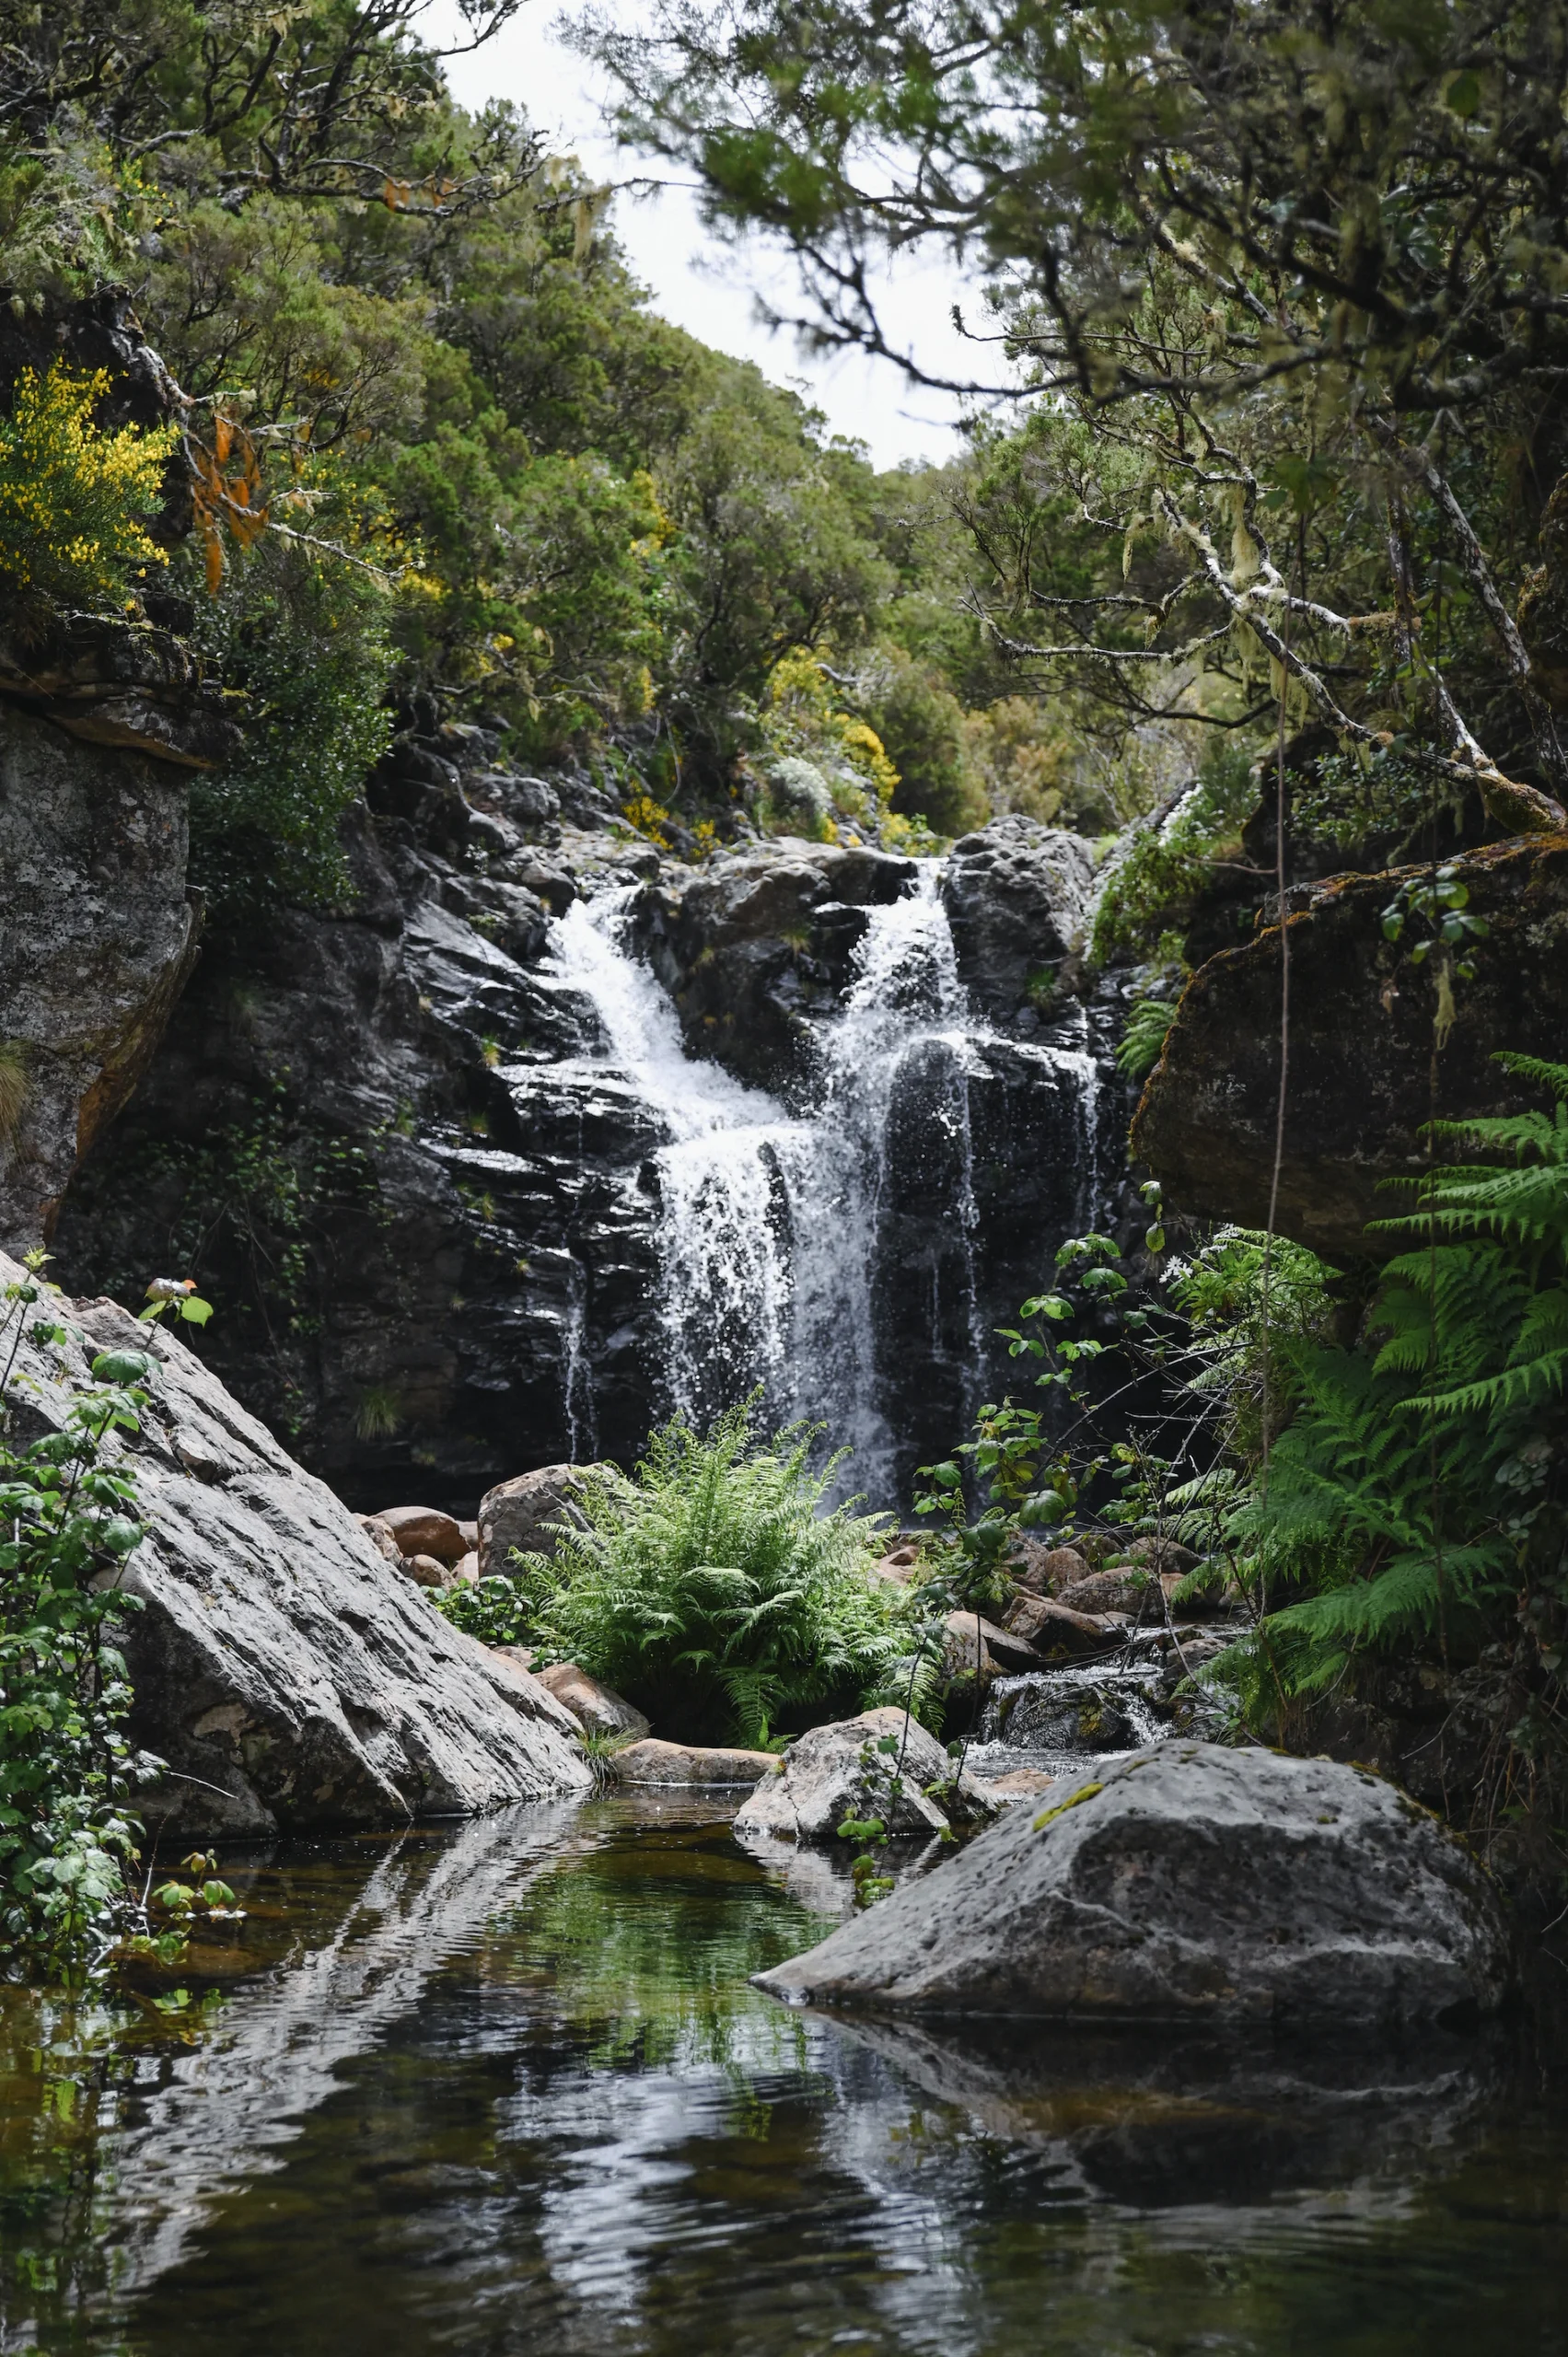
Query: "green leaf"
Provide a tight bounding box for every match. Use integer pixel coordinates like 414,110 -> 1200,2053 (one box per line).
90,1350 -> 156,1387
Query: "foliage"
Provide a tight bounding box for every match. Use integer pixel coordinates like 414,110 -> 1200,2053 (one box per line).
595,0 -> 1568,834
0,1265 -> 161,1979
1115,998 -> 1178,1084
187,532 -> 395,914
483,1397 -> 913,1747
1218,1059 -> 1568,1695
0,365 -> 175,613
1091,744 -> 1258,963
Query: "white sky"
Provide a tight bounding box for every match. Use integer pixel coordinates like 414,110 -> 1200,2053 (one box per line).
427,3 -> 990,469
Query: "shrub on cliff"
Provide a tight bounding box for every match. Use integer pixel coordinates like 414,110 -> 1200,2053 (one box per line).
497,1399 -> 912,1747
0,363 -> 175,618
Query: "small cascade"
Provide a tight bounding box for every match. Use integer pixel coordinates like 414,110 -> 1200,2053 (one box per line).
523,864 -> 1105,1503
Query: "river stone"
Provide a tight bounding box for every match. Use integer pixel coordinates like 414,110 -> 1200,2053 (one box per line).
734,1708 -> 1001,1846
753,1743 -> 1511,2031
478,1464 -> 589,1576
535,1663 -> 650,1740
401,1552 -> 449,1589
942,1610 -> 1044,1679
1056,1568 -> 1152,1618
378,1504 -> 466,1563
1001,1596 -> 1119,1656
612,1738 -> 779,1787
1008,1541 -> 1089,1596
0,1264 -> 592,1838
357,1514 -> 403,1567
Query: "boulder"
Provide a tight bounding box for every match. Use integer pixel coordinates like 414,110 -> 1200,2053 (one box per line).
450,1550 -> 480,1585
1132,833 -> 1568,1260
978,1767 -> 1055,1802
753,1743 -> 1511,2032
357,1514 -> 403,1567
1000,1596 -> 1121,1656
941,817 -> 1097,1025
941,1610 -> 1044,1679
378,1504 -> 466,1562
534,1663 -> 650,1740
611,1738 -> 779,1787
1007,1540 -> 1089,1595
478,1464 -> 588,1577
1126,1535 -> 1200,1577
399,1552 -> 447,1588
475,1650 -> 585,1738
0,1263 -> 592,1838
981,1677 -> 1149,1753
1056,1567 -> 1152,1618
733,1708 -> 1001,1846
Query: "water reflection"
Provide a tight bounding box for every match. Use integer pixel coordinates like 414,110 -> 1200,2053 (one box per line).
0,1797 -> 1563,2357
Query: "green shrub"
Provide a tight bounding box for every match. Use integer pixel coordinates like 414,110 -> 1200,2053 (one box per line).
186,532 -> 393,915
1091,743 -> 1256,963
0,363 -> 175,615
470,1399 -> 913,1747
1211,1056 -> 1568,1697
1115,998 -> 1178,1082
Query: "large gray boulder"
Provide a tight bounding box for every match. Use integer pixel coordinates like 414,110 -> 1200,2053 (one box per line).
753,1743 -> 1510,2032
735,1708 -> 1000,1845
941,817 -> 1096,1026
1,1258 -> 591,1838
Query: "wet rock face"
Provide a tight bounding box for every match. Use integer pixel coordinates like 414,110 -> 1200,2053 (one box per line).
0,1259 -> 589,1840
52,785 -> 670,1512
1132,834 -> 1568,1260
942,818 -> 1097,1028
754,1742 -> 1512,2031
0,702 -> 198,1253
632,842 -> 918,1093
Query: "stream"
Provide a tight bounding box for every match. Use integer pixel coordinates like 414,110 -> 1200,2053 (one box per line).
3,1795 -> 1564,2355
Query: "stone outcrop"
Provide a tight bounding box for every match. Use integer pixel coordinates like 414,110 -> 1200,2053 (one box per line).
941,818 -> 1097,1026
733,1707 -> 1000,1845
1132,834 -> 1568,1260
753,1743 -> 1510,2030
0,700 -> 203,1252
0,1253 -> 590,1838
632,842 -> 918,1091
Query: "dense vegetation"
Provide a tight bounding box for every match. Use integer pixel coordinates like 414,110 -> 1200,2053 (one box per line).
444,1398 -> 917,1747
0,0 -> 1148,905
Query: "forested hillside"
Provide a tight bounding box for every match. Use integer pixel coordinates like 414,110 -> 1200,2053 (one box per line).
0,0 -> 1168,910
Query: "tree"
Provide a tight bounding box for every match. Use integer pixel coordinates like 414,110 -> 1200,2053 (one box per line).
588,0 -> 1568,834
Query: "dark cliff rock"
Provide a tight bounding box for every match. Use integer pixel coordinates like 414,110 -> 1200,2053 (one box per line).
52,780 -> 670,1512
1132,834 -> 1568,1260
942,817 -> 1097,1027
632,842 -> 918,1092
0,701 -> 200,1251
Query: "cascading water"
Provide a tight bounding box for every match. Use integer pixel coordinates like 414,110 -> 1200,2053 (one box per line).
528,865 -> 1101,1506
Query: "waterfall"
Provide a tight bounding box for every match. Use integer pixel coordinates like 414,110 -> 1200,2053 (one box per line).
527,865 -> 1100,1506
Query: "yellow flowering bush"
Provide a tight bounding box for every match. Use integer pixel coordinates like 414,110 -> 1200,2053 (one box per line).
0,364 -> 176,612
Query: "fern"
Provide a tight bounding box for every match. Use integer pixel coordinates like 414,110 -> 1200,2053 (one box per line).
1222,1054 -> 1568,1689
500,1395 -> 922,1747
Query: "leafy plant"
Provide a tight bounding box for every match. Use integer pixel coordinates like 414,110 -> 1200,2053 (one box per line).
494,1396 -> 913,1747
0,1263 -> 163,1978
0,364 -> 176,614
1221,1055 -> 1568,1696
1116,998 -> 1178,1083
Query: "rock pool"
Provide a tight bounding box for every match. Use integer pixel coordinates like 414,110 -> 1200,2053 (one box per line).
1,1795 -> 1563,2354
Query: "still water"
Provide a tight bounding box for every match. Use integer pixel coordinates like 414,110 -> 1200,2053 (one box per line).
1,1795 -> 1564,2355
